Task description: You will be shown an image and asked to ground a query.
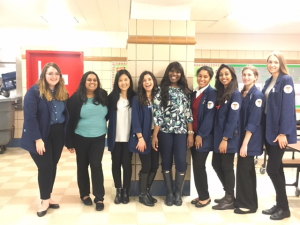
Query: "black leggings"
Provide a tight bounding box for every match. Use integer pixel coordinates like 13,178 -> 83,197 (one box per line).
138,148 -> 159,174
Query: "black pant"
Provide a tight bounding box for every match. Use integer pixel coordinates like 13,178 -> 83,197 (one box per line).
236,155 -> 257,210
139,148 -> 159,174
265,142 -> 289,210
191,147 -> 210,200
74,134 -> 105,202
212,152 -> 235,196
30,123 -> 64,200
111,142 -> 133,188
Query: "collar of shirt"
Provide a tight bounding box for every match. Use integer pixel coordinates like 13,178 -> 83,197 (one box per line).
194,84 -> 209,98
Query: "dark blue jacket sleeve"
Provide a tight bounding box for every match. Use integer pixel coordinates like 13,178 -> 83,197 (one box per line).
131,96 -> 143,134
245,92 -> 264,133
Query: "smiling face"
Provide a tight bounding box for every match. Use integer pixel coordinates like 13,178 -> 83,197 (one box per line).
168,68 -> 181,86
197,69 -> 211,89
267,55 -> 280,76
85,74 -> 98,93
142,74 -> 154,93
242,69 -> 257,87
118,74 -> 130,92
218,67 -> 233,88
45,66 -> 60,89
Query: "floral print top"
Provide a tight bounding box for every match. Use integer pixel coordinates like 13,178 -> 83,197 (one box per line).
153,86 -> 193,134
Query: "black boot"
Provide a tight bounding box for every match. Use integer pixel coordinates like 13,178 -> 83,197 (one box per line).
173,170 -> 186,206
147,172 -> 157,203
114,188 -> 122,204
122,188 -> 130,204
139,173 -> 154,206
163,171 -> 174,206
212,193 -> 235,210
214,193 -> 226,203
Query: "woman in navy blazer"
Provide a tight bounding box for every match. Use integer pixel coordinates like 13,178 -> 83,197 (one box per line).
235,65 -> 264,214
261,51 -> 297,220
129,71 -> 159,207
21,62 -> 69,217
190,66 -> 217,208
212,64 -> 242,210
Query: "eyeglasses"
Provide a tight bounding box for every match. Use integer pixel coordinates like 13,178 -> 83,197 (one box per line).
46,73 -> 60,77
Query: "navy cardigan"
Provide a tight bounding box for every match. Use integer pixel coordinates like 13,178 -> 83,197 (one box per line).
21,84 -> 69,154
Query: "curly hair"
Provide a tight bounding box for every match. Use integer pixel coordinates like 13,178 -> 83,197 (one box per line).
137,71 -> 158,106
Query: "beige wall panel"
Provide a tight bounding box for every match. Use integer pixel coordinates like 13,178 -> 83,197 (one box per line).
170,21 -> 187,37
202,50 -> 211,58
136,44 -> 153,61
94,70 -> 101,79
112,48 -> 121,57
102,62 -> 111,71
127,61 -> 137,77
186,61 -> 195,78
289,51 -> 298,60
128,19 -> 137,36
84,61 -> 93,71
211,50 -> 219,59
170,45 -> 186,61
83,47 -> 92,56
187,45 -> 195,62
120,48 -> 127,57
153,45 -> 169,61
298,51 -> 300,59
154,20 -> 170,36
187,77 -> 193,90
236,50 -> 246,59
187,21 -> 195,36
136,61 -> 153,78
102,48 -> 112,57
153,61 -> 169,77
127,44 -> 136,61
254,51 -> 263,59
263,51 -> 272,59
101,79 -> 111,89
21,59 -> 26,69
92,61 -> 102,71
102,71 -> 111,80
219,50 -> 228,59
195,49 -> 202,58
92,48 -> 102,57
137,20 -> 153,36
228,50 -> 237,59
245,51 -> 255,59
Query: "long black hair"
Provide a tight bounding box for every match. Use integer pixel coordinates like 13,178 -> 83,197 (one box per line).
215,64 -> 238,105
108,69 -> 135,110
160,62 -> 192,109
137,71 -> 158,106
76,71 -> 108,106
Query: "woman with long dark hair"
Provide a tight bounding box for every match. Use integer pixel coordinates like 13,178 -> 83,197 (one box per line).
190,66 -> 217,208
66,71 -> 108,211
107,70 -> 135,204
235,65 -> 264,214
212,64 -> 242,210
129,71 -> 159,206
152,62 -> 193,206
21,62 -> 69,217
261,51 -> 296,220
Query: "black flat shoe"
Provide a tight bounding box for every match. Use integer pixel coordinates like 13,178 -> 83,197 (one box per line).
270,208 -> 290,220
81,197 -> 93,206
191,198 -> 199,204
37,207 -> 49,217
95,202 -> 104,211
234,208 -> 256,214
195,199 -> 211,208
262,205 -> 277,215
49,203 -> 60,209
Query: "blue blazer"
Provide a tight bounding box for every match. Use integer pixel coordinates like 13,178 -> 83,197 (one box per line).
262,74 -> 297,145
191,85 -> 217,152
239,86 -> 264,156
214,89 -> 242,153
129,96 -> 153,154
21,84 -> 69,154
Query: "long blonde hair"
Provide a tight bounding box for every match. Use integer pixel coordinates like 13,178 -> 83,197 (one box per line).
37,62 -> 68,101
267,51 -> 289,75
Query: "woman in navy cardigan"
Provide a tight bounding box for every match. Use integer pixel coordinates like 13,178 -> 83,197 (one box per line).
21,62 -> 69,217
235,65 -> 264,214
129,71 -> 159,207
261,51 -> 297,220
212,64 -> 242,210
190,66 -> 217,208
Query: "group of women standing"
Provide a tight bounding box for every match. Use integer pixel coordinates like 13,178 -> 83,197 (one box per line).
21,50 -> 296,221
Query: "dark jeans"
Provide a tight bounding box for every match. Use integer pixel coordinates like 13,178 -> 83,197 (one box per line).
158,132 -> 188,172
30,123 -> 64,200
139,148 -> 159,174
111,142 -> 133,188
265,142 -> 289,210
236,155 -> 257,210
191,147 -> 210,200
212,152 -> 235,196
74,134 -> 105,202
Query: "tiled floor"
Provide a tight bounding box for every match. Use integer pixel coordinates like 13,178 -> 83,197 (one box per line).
0,147 -> 299,225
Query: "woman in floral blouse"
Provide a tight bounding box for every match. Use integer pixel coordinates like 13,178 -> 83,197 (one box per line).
152,61 -> 194,206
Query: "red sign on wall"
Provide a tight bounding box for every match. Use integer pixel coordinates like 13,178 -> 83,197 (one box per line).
26,50 -> 84,96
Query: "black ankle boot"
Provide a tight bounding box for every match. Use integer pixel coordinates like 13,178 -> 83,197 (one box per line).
122,188 -> 130,204
114,188 -> 122,204
173,170 -> 186,206
163,171 -> 174,206
214,193 -> 226,203
147,172 -> 157,203
212,193 -> 235,210
139,173 -> 154,206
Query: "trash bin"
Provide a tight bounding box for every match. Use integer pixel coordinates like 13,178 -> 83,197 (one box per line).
0,97 -> 16,154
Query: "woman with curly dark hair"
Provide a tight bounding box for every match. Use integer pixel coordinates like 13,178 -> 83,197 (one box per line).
107,70 -> 135,204
129,71 -> 159,206
152,62 -> 193,206
212,64 -> 242,210
66,71 -> 108,211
